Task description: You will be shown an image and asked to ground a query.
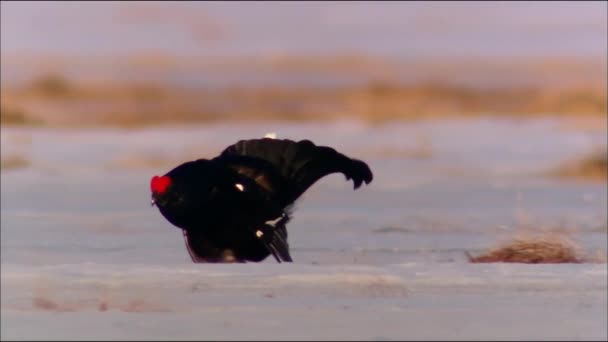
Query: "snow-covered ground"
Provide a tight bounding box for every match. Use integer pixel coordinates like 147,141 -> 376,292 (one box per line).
1,118 -> 606,340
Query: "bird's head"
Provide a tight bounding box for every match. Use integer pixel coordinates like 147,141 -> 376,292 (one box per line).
150,175 -> 172,207
149,160 -> 233,229
150,173 -> 192,229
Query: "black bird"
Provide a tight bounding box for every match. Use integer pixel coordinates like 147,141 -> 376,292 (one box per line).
150,137 -> 373,263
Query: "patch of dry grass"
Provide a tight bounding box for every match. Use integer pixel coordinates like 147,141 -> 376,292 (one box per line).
28,74 -> 72,98
1,56 -> 606,127
0,105 -> 41,126
467,233 -> 605,264
0,154 -> 30,171
553,148 -> 607,182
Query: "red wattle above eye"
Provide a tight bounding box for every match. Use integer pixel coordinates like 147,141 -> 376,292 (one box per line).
151,175 -> 172,194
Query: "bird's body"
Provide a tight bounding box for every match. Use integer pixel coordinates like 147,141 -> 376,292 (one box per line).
151,138 -> 373,263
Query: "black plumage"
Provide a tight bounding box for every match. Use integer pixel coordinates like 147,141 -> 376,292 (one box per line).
150,138 -> 373,263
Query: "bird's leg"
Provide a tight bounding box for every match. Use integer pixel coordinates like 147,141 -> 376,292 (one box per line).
255,212 -> 293,263
256,232 -> 282,263
265,213 -> 290,247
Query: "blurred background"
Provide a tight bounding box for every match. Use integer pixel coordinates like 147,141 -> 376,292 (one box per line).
1,1 -> 606,126
1,3 -> 607,340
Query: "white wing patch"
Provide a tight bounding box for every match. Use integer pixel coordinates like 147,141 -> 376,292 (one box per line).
235,183 -> 245,191
264,132 -> 277,139
256,230 -> 264,238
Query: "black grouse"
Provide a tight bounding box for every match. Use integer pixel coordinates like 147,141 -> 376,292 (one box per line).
150,137 -> 373,263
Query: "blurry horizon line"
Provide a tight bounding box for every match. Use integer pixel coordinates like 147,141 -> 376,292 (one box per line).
2,50 -> 606,66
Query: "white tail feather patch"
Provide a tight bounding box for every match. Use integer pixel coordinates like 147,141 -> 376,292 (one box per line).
264,132 -> 277,139
265,216 -> 283,227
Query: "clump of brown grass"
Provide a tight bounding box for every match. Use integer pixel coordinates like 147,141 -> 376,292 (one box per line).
28,74 -> 72,97
0,154 -> 30,171
0,106 -> 40,126
553,148 -> 607,182
467,233 -> 587,264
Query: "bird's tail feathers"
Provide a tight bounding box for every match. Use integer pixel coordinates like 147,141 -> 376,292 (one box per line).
220,138 -> 373,203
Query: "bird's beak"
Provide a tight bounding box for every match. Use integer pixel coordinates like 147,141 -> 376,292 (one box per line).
150,195 -> 156,207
